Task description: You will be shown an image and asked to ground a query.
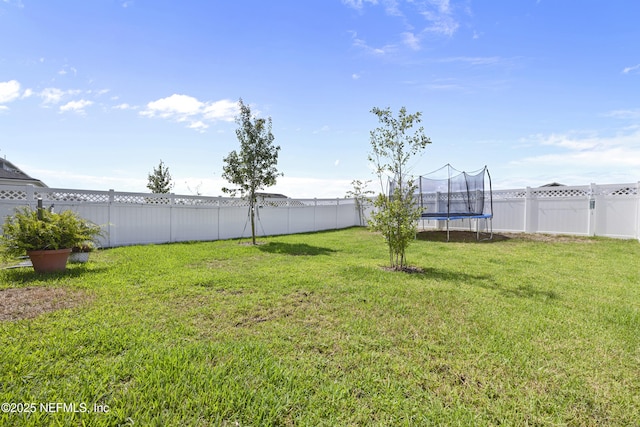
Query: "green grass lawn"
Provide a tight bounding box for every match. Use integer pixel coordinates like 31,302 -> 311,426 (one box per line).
1,227 -> 639,426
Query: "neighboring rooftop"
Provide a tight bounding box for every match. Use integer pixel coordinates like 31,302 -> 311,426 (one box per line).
0,158 -> 47,187
256,192 -> 288,199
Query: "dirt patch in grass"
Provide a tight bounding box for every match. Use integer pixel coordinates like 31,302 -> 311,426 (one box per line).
381,265 -> 426,274
0,287 -> 92,321
417,230 -> 595,243
237,241 -> 267,246
416,230 -> 506,243
501,232 -> 596,243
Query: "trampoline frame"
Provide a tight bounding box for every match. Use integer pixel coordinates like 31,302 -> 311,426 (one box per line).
419,213 -> 493,242
417,165 -> 494,242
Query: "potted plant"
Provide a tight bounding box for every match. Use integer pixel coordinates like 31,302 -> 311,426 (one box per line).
69,242 -> 95,263
0,206 -> 102,273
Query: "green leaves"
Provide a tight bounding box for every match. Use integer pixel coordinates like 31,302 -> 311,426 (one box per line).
368,106 -> 431,270
0,207 -> 103,258
222,99 -> 282,200
147,160 -> 174,194
222,98 -> 283,244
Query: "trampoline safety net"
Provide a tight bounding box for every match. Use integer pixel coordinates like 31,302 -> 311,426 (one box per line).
417,164 -> 492,219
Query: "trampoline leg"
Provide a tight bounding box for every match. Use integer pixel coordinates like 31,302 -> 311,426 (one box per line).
446,219 -> 450,242
490,217 -> 493,240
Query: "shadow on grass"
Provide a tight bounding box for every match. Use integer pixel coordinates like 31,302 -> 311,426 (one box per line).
416,230 -> 511,243
258,242 -> 337,256
417,266 -> 492,282
411,266 -> 560,301
0,264 -> 109,286
504,284 -> 559,300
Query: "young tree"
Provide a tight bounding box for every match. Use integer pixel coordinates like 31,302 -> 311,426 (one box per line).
368,106 -> 431,270
346,179 -> 374,226
222,99 -> 282,245
147,160 -> 174,194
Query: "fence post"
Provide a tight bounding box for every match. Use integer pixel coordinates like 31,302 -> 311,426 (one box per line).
286,198 -> 291,235
637,182 -> 640,241
26,184 -> 35,209
436,191 -> 442,230
524,187 -> 533,233
314,198 -> 317,231
169,193 -> 175,243
217,197 -> 221,240
588,183 -> 597,236
108,189 -> 115,247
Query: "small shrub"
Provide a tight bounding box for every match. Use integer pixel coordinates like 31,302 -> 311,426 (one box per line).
0,207 -> 102,258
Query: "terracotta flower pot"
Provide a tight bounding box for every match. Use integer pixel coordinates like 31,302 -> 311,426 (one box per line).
27,248 -> 72,273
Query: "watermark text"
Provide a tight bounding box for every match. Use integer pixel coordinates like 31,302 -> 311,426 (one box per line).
1,402 -> 109,414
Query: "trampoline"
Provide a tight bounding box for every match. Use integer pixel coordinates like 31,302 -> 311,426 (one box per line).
416,164 -> 493,241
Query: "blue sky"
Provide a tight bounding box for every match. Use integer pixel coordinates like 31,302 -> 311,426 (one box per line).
1,0 -> 639,198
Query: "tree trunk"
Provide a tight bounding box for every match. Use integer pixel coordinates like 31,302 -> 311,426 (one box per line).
250,197 -> 256,245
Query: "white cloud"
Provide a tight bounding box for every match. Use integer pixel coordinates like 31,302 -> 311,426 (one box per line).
40,88 -> 66,104
58,66 -> 77,76
424,82 -> 463,90
342,0 -> 378,10
431,0 -> 451,14
31,168 -> 148,193
516,129 -> 640,168
2,0 -> 24,8
113,103 -> 135,110
606,109 -> 640,120
352,73 -> 361,80
60,99 -> 93,114
421,12 -> 459,36
350,31 -> 391,55
313,125 -> 331,134
437,56 -> 503,66
269,176 -> 355,198
143,94 -> 203,117
202,99 -> 237,122
402,31 -> 421,50
346,0 -> 462,58
0,80 -> 21,104
141,94 -> 237,130
419,0 -> 459,36
622,64 -> 640,74
92,89 -> 110,96
188,121 -> 208,132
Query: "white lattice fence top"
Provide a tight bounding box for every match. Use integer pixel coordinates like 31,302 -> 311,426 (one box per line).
35,190 -> 111,203
532,187 -> 589,198
293,199 -> 315,207
172,196 -> 219,206
315,199 -> 341,206
598,185 -> 638,197
420,193 -> 438,201
0,188 -> 27,200
219,198 -> 251,207
261,198 -> 289,207
492,190 -> 526,200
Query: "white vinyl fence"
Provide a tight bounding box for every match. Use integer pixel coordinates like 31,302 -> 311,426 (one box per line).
0,185 -> 359,248
413,182 -> 640,241
1,182 -> 639,247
